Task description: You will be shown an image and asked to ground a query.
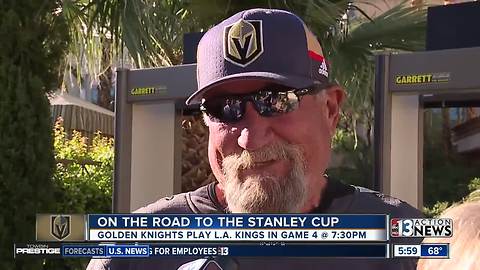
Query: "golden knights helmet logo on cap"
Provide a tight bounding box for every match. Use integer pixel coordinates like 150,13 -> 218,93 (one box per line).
224,19 -> 264,67
51,215 -> 71,240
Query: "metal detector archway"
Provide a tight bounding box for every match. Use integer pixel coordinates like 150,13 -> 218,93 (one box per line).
374,46 -> 480,209
114,65 -> 197,212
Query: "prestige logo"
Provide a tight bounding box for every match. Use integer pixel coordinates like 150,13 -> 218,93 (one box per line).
15,244 -> 61,257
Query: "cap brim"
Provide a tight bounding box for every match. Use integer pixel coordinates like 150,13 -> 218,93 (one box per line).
186,72 -> 321,105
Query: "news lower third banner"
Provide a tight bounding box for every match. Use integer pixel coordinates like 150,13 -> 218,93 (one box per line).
14,243 -> 390,258
24,214 -> 454,259
87,214 -> 388,242
34,214 -> 387,242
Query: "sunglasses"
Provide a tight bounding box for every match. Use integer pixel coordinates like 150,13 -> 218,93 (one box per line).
200,85 -> 325,123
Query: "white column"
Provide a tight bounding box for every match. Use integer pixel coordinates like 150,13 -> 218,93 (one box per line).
130,102 -> 181,211
389,94 -> 423,208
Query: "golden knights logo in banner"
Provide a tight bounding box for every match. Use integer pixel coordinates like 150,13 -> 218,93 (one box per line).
36,214 -> 86,241
224,19 -> 264,67
51,215 -> 71,240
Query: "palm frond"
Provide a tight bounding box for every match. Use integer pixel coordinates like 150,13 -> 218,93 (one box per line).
345,2 -> 427,51
298,1 -> 428,144
330,1 -> 427,101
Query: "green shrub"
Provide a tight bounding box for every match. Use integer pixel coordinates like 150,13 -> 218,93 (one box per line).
52,119 -> 113,214
423,177 -> 480,217
42,120 -> 113,270
468,177 -> 480,193
422,201 -> 451,218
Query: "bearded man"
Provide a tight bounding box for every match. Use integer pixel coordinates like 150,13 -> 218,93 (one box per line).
88,8 -> 422,270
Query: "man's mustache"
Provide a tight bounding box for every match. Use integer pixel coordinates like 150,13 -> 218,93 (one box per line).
222,143 -> 304,172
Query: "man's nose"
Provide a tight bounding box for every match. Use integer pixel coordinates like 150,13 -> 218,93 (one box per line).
237,102 -> 274,151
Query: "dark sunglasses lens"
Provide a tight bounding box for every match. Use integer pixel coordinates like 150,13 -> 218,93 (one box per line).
202,88 -> 303,122
203,98 -> 244,123
254,91 -> 299,116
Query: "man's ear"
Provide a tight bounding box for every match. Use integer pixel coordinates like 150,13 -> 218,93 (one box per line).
324,85 -> 346,133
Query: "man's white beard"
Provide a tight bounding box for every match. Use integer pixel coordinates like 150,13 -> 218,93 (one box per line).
222,143 -> 307,213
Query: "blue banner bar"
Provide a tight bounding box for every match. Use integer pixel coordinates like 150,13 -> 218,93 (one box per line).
421,244 -> 449,257
88,214 -> 386,229
60,243 -> 387,258
193,244 -> 387,257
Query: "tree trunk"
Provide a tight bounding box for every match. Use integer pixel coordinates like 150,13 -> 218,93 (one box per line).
98,38 -> 113,110
441,107 -> 453,160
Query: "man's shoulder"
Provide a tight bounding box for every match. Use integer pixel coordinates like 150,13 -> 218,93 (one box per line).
327,183 -> 424,246
328,182 -> 422,217
134,183 -> 222,214
348,186 -> 424,218
134,192 -> 191,214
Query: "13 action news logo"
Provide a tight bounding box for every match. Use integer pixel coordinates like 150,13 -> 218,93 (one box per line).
391,218 -> 453,237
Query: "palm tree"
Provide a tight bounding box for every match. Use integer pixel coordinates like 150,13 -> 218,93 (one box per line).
61,0 -> 201,109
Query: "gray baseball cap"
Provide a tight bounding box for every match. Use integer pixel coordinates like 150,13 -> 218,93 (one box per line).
186,8 -> 330,105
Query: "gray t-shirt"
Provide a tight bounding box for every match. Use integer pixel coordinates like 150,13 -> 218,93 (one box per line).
87,179 -> 423,270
